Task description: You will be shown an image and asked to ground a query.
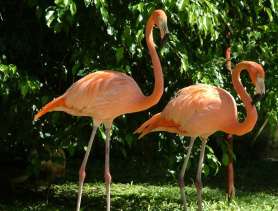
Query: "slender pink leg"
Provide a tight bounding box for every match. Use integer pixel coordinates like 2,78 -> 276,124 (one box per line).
225,134 -> 235,201
195,138 -> 207,211
179,137 -> 195,211
104,125 -> 112,211
76,126 -> 98,211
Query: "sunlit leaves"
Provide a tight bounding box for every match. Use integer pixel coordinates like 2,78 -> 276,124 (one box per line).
176,0 -> 189,11
45,0 -> 77,33
130,2 -> 145,13
270,0 -> 278,14
178,52 -> 189,73
265,7 -> 273,22
19,78 -> 41,97
45,10 -> 55,28
0,64 -> 18,95
177,0 -> 221,41
0,64 -> 18,81
129,2 -> 155,15
204,145 -> 221,176
69,1 -> 77,15
84,0 -> 92,7
0,64 -> 40,97
94,0 -> 111,25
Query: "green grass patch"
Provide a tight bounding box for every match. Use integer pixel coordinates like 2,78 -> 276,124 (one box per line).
1,182 -> 277,210
1,160 -> 278,210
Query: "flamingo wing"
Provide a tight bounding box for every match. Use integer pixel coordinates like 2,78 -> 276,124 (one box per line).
161,84 -> 237,136
61,70 -> 144,120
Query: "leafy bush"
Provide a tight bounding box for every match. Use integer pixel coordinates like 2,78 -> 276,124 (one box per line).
0,0 -> 277,181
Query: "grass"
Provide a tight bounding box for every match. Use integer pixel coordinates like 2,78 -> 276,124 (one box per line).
1,160 -> 278,210
0,182 -> 277,211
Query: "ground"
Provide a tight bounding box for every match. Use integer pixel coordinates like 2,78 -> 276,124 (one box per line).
0,160 -> 277,210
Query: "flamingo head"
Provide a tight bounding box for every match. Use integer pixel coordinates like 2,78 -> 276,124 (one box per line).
249,62 -> 265,105
152,9 -> 169,44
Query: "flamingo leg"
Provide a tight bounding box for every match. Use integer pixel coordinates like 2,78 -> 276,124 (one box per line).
104,124 -> 112,211
195,138 -> 207,211
76,125 -> 98,211
179,137 -> 195,211
225,134 -> 235,201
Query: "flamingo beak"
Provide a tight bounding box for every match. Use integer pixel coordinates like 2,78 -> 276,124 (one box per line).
252,76 -> 265,105
160,21 -> 169,46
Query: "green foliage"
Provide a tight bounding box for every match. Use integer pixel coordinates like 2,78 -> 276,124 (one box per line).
0,64 -> 18,95
0,0 -> 278,182
177,0 -> 222,40
0,64 -> 40,97
45,0 -> 77,33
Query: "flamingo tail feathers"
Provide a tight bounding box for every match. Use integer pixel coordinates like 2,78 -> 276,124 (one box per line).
134,113 -> 163,139
134,113 -> 187,139
34,96 -> 65,121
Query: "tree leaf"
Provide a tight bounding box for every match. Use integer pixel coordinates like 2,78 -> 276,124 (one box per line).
265,8 -> 273,22
70,2 -> 77,15
115,47 -> 124,63
84,0 -> 92,7
45,9 -> 56,28
20,83 -> 28,97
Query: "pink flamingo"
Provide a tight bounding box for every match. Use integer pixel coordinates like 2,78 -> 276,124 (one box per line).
135,61 -> 265,210
34,10 -> 169,211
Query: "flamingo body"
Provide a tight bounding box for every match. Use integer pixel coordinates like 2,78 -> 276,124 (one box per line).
35,71 -> 145,122
136,84 -> 239,138
161,84 -> 237,137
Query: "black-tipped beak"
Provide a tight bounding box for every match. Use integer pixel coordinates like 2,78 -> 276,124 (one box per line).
252,93 -> 264,105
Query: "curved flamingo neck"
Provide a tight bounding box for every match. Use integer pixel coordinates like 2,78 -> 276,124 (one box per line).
135,16 -> 164,111
227,62 -> 258,135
